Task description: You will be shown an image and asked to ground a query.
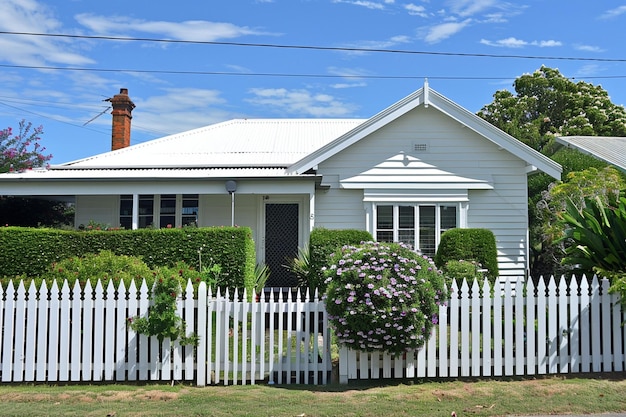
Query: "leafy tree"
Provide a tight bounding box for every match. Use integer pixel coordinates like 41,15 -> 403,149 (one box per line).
478,66 -> 626,155
478,66 -> 626,277
560,196 -> 626,303
0,120 -> 52,173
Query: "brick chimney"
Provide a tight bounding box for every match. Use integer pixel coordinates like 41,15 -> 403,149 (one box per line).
109,88 -> 135,151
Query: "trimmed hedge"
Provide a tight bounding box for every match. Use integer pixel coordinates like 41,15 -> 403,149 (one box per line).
434,228 -> 499,280
308,227 -> 373,292
0,226 -> 255,292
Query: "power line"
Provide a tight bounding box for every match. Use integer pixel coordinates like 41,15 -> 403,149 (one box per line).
3,63 -> 626,82
2,30 -> 626,63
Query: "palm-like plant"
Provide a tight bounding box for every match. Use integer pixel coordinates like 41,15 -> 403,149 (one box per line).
560,196 -> 626,302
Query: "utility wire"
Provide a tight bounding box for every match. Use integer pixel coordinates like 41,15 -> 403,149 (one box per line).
2,63 -> 626,81
2,30 -> 626,63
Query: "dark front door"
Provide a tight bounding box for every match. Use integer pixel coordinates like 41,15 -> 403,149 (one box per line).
264,203 -> 299,288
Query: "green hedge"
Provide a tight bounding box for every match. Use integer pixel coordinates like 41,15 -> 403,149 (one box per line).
0,226 -> 255,292
308,227 -> 373,292
434,228 -> 499,280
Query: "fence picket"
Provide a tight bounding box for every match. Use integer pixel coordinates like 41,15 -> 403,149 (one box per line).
513,277 -> 524,375
460,279 -> 470,376
13,281 -> 26,382
24,281 -> 37,381
525,279 -> 536,375
590,276 -> 602,372
601,278 -> 612,372
58,281 -> 70,381
612,289 -> 624,372
547,277 -> 558,373
71,281 -> 82,381
82,281 -> 94,381
579,277 -> 590,372
2,281 -> 15,382
558,276 -> 569,373
568,276 -> 580,373
48,280 -> 60,382
449,280 -> 460,377
493,280 -> 503,376
536,278 -> 547,374
116,280 -> 128,382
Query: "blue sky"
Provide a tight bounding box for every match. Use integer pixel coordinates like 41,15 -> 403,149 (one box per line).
1,0 -> 625,164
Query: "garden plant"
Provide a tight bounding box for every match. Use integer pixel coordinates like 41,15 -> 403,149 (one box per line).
323,241 -> 448,355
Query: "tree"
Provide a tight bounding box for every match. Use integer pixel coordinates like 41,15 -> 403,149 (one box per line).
477,66 -> 626,277
0,119 -> 52,173
478,66 -> 626,155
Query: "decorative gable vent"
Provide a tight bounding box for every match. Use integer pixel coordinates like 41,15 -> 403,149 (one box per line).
413,142 -> 429,152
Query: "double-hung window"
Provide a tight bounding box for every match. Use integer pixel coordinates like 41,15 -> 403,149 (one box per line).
374,204 -> 458,257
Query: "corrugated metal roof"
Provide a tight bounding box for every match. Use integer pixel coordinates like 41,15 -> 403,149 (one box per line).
556,136 -> 626,173
60,119 -> 365,169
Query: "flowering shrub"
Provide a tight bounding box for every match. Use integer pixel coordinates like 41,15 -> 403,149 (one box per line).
0,120 -> 52,173
323,241 -> 448,355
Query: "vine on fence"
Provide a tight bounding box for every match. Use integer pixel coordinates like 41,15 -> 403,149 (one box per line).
127,272 -> 199,346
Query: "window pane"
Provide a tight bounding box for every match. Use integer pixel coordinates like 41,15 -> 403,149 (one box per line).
182,194 -> 199,226
376,230 -> 394,242
440,205 -> 457,233
398,206 -> 414,228
376,205 -> 393,229
419,206 -> 436,257
160,198 -> 176,214
160,215 -> 175,228
398,206 -> 415,248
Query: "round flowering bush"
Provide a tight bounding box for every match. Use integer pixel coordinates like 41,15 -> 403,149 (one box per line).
323,241 -> 448,355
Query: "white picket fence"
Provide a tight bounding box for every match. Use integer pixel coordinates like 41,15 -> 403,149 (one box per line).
1,276 -> 624,386
0,279 -> 332,385
339,275 -> 626,383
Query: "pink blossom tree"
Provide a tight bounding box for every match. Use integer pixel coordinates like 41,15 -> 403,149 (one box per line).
0,120 -> 52,173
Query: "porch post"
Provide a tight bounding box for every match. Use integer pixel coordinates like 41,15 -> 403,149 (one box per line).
132,193 -> 139,230
309,191 -> 315,231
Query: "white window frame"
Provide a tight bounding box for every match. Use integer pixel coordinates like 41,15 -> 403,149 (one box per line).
120,193 -> 199,229
372,203 -> 460,256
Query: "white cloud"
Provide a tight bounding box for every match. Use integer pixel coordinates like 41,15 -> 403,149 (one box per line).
480,37 -> 526,48
332,0 -> 386,10
405,3 -> 428,17
447,0 -> 497,17
0,0 -> 94,66
74,14 -> 271,40
133,88 -> 233,135
599,5 -> 626,19
574,44 -> 604,53
423,20 -> 471,43
480,37 -> 562,48
246,88 -> 357,117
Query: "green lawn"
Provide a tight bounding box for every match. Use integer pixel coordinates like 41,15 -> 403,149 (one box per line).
0,376 -> 624,416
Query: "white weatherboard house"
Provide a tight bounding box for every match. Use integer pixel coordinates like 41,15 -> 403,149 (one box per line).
0,83 -> 561,286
